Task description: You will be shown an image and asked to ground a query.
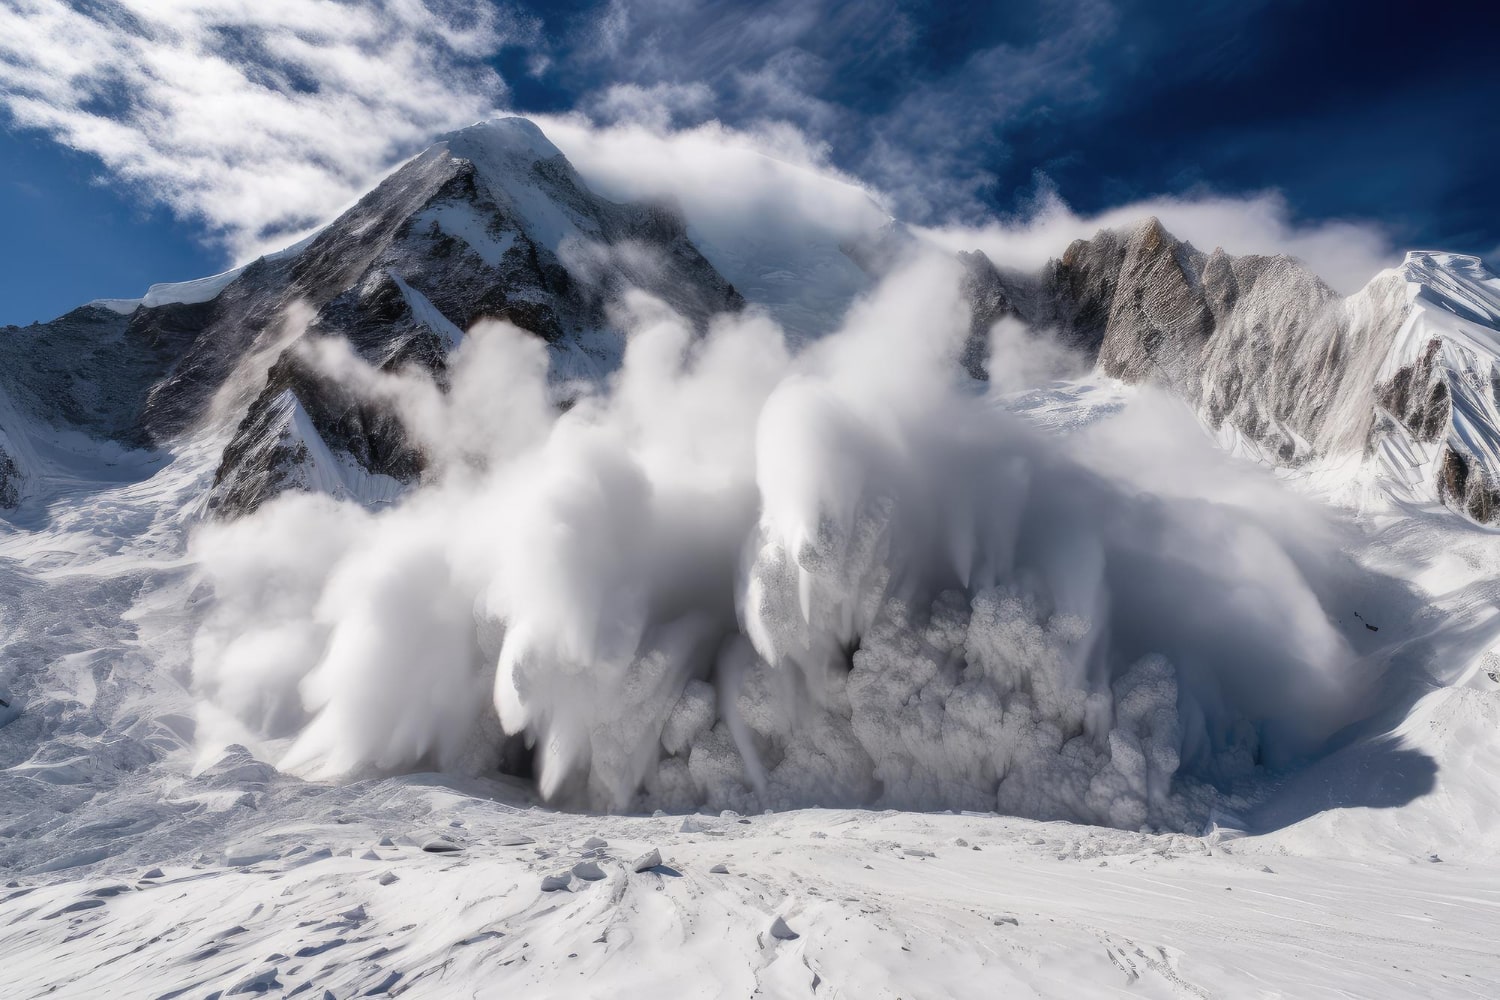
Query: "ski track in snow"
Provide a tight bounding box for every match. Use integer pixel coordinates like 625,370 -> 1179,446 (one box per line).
4,376 -> 1500,998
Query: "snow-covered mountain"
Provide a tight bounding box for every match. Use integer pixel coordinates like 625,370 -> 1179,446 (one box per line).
952,218 -> 1500,523
0,118 -> 741,517
6,121 -> 1500,528
5,116 -> 1500,998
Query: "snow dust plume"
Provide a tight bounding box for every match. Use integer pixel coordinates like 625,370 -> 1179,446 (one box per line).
192,252 -> 1381,830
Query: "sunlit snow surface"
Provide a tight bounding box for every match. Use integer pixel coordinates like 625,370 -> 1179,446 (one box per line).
3,381 -> 1499,997
6,261 -> 1500,995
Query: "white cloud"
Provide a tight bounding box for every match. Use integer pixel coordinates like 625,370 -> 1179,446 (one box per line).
0,0 -> 530,261
539,112 -> 1397,302
533,113 -> 891,335
587,82 -> 716,130
534,113 -> 883,237
0,1 -> 1399,299
921,187 -> 1399,295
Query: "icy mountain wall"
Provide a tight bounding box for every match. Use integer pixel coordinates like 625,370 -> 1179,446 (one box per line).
958,221 -> 1500,522
1372,252 -> 1500,520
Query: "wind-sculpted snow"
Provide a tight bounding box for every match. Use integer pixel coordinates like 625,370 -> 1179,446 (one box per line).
1372,252 -> 1500,520
190,252 -> 1384,830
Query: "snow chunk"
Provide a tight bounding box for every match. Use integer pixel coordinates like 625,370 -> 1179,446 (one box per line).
571,860 -> 606,881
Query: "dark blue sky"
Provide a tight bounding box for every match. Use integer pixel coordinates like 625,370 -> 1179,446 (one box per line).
2,0 -> 1495,325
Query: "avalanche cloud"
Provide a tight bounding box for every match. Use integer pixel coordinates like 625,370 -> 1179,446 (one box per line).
192,250 -> 1389,830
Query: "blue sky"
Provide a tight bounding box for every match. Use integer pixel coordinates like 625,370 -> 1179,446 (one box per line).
1,0 -> 1493,325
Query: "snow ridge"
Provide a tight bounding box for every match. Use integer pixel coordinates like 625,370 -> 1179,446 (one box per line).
1371,252 -> 1500,517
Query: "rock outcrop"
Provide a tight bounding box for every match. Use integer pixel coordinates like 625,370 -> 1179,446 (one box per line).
958,220 -> 1500,522
3,118 -> 744,518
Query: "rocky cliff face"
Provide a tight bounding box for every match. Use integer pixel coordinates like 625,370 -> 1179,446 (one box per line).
205,119 -> 743,517
1,118 -> 743,519
0,440 -> 19,510
1370,252 -> 1500,521
956,220 -> 1500,522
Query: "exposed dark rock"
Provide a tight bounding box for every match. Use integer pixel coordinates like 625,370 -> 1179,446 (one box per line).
5,118 -> 747,519
1038,226 -> 1129,354
1437,445 -> 1500,522
0,305 -> 157,446
0,439 -> 19,509
207,344 -> 427,519
955,250 -> 1015,380
1092,218 -> 1215,390
1376,338 -> 1450,444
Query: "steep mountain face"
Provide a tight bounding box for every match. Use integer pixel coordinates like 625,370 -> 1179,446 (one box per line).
955,250 -> 1013,380
955,219 -> 1500,522
1371,252 -> 1500,520
0,434 -> 19,508
0,118 -> 742,517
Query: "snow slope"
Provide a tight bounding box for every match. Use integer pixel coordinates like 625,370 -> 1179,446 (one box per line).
88,232 -> 323,315
3,366 -> 1500,997
4,780 -> 1497,999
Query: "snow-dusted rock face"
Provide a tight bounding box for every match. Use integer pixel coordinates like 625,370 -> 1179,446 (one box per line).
961,221 -> 1500,522
0,303 -> 193,448
0,437 -> 20,509
206,119 -> 741,516
1372,252 -> 1500,520
972,219 -> 1357,436
3,118 -> 743,518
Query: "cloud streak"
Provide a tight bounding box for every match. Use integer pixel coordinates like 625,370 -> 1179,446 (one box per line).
0,2 -> 1405,300
0,0 -> 528,259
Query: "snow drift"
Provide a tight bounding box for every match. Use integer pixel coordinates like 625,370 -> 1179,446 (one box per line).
191,250 -> 1390,831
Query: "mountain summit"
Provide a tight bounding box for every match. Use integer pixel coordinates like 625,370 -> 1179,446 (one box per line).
0,117 -> 742,516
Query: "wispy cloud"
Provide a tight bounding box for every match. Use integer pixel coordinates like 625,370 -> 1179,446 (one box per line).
543,0 -> 1121,225
921,185 -> 1398,295
0,0 -> 532,260
587,82 -> 716,131
0,0 -> 1408,295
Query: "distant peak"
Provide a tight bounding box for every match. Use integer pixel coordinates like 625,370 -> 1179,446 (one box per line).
1129,215 -> 1177,252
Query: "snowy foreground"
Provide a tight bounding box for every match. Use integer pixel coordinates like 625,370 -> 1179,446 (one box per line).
6,779 -> 1499,999
3,374 -> 1500,999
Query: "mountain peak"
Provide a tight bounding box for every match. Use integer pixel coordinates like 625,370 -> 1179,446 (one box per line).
437,116 -> 563,167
